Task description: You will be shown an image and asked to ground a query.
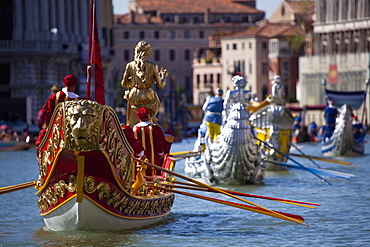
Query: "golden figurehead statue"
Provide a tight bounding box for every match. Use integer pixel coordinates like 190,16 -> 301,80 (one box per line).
121,41 -> 168,127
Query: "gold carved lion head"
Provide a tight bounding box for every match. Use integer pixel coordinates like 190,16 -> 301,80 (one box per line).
64,100 -> 102,151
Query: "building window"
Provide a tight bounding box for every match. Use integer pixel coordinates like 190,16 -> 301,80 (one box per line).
184,30 -> 191,38
262,85 -> 268,99
262,62 -> 268,74
154,30 -> 160,39
262,42 -> 267,50
169,49 -> 176,61
184,49 -> 191,61
123,31 -> 129,39
226,44 -> 230,50
139,31 -> 145,39
154,49 -> 161,61
123,49 -> 130,61
197,74 -> 200,89
210,74 -> 214,85
249,42 -> 252,49
283,61 -> 289,71
185,76 -> 191,90
203,74 -> 207,85
169,30 -> 176,39
232,43 -> 237,50
199,30 -> 204,38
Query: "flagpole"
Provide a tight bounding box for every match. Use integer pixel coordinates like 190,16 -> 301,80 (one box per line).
86,0 -> 94,100
361,78 -> 369,124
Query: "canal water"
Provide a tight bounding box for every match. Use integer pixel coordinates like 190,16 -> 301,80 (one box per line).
0,137 -> 369,246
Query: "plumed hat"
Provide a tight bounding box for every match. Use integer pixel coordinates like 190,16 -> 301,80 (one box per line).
63,74 -> 78,87
136,107 -> 150,120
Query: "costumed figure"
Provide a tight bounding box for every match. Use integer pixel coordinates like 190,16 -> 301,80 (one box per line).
308,121 -> 318,142
323,100 -> 338,140
202,88 -> 224,142
223,75 -> 252,121
121,41 -> 168,127
133,107 -> 166,177
352,115 -> 365,142
269,75 -> 284,105
121,125 -> 146,160
38,74 -> 81,130
36,74 -> 81,149
293,113 -> 302,136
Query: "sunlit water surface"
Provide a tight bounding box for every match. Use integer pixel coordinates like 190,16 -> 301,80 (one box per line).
0,137 -> 369,246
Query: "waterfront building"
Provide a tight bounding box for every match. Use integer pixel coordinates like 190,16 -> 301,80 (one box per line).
113,0 -> 265,110
299,0 -> 370,123
0,0 -> 115,125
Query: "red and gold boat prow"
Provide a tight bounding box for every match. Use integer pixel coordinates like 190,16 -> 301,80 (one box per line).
35,100 -> 176,231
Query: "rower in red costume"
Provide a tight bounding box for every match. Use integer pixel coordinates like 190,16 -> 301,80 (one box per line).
133,107 -> 166,176
38,74 -> 81,129
121,125 -> 146,160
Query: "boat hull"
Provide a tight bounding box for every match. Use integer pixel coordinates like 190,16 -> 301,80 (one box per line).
185,103 -> 264,185
36,100 -> 176,231
321,104 -> 365,156
42,195 -> 172,231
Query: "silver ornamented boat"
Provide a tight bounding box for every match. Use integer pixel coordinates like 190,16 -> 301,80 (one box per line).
321,79 -> 368,156
321,104 -> 365,156
185,102 -> 265,185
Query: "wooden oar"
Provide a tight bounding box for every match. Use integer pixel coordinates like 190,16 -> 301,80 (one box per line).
255,137 -> 331,185
291,142 -> 321,168
133,157 -> 307,225
0,181 -> 36,195
170,150 -> 203,160
289,153 -> 353,167
149,182 -> 317,209
266,160 -> 356,179
170,150 -> 202,156
146,176 -> 320,207
151,185 -> 305,224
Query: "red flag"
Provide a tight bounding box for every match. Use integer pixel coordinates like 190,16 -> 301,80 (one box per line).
87,0 -> 105,105
92,7 -> 105,105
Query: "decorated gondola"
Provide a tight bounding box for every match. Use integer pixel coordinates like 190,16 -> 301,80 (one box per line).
35,100 -> 176,230
321,78 -> 369,156
185,75 -> 265,184
249,76 -> 295,170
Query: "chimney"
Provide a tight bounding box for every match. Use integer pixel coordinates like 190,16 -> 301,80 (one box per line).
204,8 -> 210,24
129,11 -> 135,24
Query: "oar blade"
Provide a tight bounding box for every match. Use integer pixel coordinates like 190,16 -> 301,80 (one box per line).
269,160 -> 356,179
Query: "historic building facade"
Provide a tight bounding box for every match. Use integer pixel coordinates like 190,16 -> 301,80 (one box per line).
221,0 -> 314,102
113,0 -> 265,109
0,0 -> 115,125
299,0 -> 370,121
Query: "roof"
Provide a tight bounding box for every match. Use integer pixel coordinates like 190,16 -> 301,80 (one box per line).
114,13 -> 164,24
222,23 -> 299,39
134,0 -> 264,14
285,0 -> 315,18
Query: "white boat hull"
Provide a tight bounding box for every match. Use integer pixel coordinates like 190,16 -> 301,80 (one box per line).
43,196 -> 170,231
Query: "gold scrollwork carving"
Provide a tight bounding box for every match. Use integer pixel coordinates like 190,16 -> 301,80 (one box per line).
38,174 -> 175,217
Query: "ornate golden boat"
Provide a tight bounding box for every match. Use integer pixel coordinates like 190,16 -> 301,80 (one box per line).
35,100 -> 176,230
